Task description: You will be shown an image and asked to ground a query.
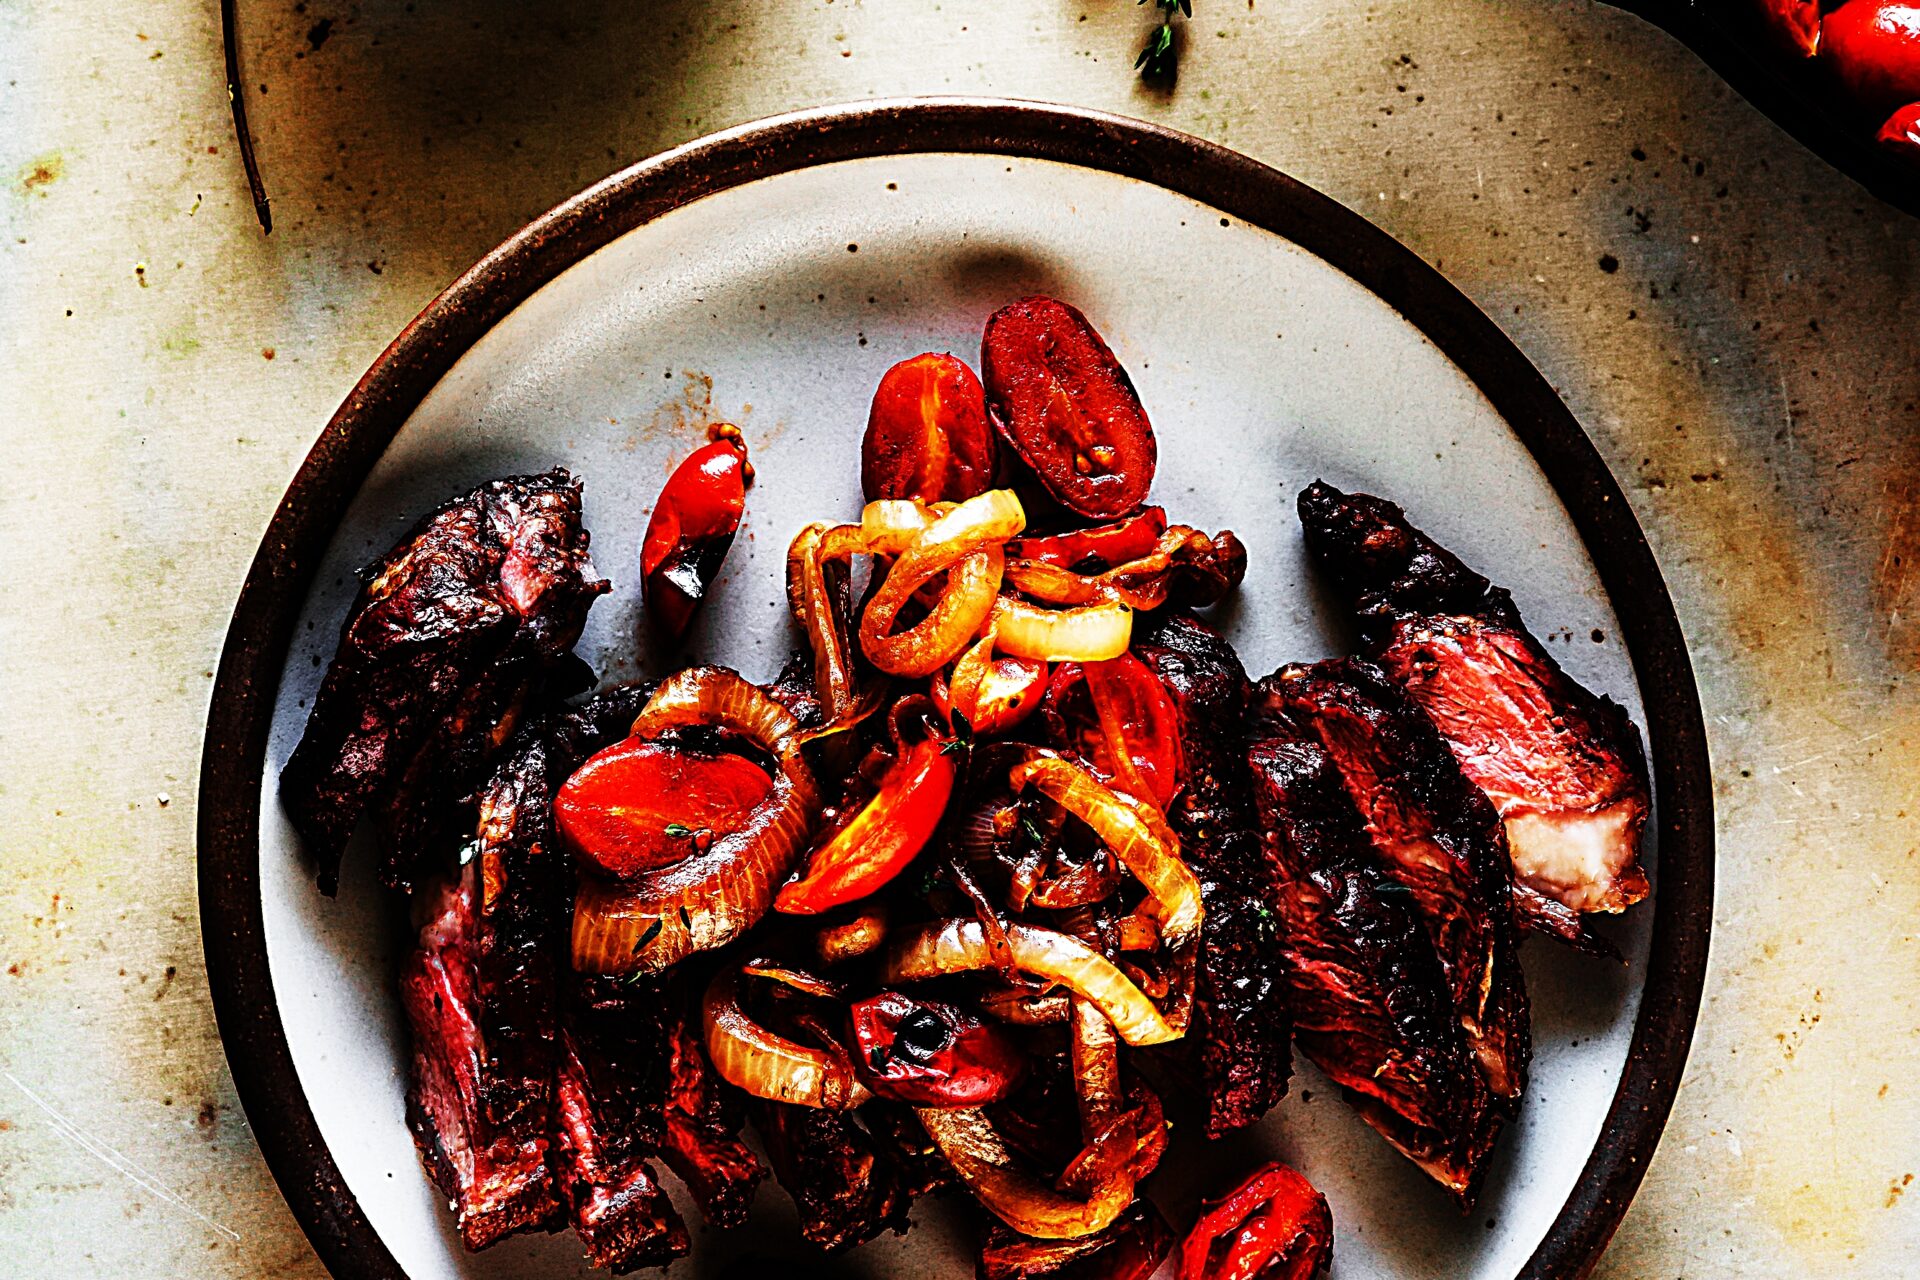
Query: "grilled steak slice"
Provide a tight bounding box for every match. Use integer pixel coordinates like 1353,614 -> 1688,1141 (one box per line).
401,872 -> 563,1250
755,1102 -> 911,1253
658,1017 -> 765,1228
1297,481 -> 1650,934
472,685 -> 649,1142
1133,612 -> 1291,1137
1247,718 -> 1502,1205
976,1199 -> 1173,1280
1261,659 -> 1530,1102
551,978 -> 690,1273
282,469 -> 609,894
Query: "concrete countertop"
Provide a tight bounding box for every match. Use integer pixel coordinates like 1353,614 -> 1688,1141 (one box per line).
2,1 -> 1914,1275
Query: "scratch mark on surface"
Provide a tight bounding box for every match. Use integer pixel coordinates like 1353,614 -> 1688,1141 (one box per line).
1771,729 -> 1887,776
2,1069 -> 241,1242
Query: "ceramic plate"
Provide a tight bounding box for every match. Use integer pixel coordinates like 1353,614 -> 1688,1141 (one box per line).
199,99 -> 1713,1280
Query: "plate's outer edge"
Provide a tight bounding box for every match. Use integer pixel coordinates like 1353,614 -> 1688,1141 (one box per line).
197,97 -> 1714,1280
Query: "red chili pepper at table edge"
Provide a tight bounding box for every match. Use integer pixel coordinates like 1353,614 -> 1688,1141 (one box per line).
1005,506 -> 1168,570
774,735 -> 957,914
641,427 -> 750,638
861,352 -> 997,504
555,737 -> 775,880
1175,1162 -> 1333,1280
1045,653 -> 1184,810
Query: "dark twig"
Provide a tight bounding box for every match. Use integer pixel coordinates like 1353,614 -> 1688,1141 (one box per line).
221,0 -> 272,233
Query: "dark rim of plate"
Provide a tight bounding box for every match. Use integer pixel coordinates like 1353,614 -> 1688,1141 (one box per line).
197,97 -> 1714,1280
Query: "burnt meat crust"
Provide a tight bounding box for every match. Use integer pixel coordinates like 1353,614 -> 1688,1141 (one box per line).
281,469 -> 608,894
1247,721 -> 1503,1207
755,1101 -> 912,1253
1296,481 -> 1651,930
1261,658 -> 1531,1105
1133,612 -> 1292,1137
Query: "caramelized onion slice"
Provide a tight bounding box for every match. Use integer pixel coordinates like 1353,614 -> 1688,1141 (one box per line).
785,521 -> 863,722
859,490 -> 1025,677
916,1106 -> 1137,1239
883,919 -> 1181,1046
1009,750 -> 1204,948
701,967 -> 870,1109
572,667 -> 819,974
990,596 -> 1132,663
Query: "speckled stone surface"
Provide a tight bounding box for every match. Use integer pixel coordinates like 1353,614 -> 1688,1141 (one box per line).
0,2 -> 1914,1277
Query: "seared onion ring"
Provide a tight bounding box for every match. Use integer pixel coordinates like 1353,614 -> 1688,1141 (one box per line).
1009,750 -> 1204,948
883,919 -> 1181,1046
989,595 -> 1132,663
702,967 -> 870,1109
916,1106 -> 1137,1239
572,667 -> 819,974
859,490 -> 1024,677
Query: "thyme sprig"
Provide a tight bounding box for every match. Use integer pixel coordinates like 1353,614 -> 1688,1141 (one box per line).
1136,0 -> 1191,81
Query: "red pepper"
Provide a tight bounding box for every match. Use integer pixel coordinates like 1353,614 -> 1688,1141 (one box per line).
1043,653 -> 1183,810
774,735 -> 956,913
555,738 -> 774,880
1006,507 -> 1169,571
847,991 -> 1025,1106
1175,1162 -> 1333,1280
641,424 -> 750,640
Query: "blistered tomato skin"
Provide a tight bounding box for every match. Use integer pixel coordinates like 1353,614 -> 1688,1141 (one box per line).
848,991 -> 1026,1106
1754,0 -> 1822,55
981,296 -> 1157,520
861,353 -> 997,504
1822,1 -> 1920,113
641,425 -> 750,640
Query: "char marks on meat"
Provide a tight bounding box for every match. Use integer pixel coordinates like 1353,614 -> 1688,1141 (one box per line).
551,975 -> 691,1273
1297,481 -> 1650,939
282,469 -> 609,894
472,684 -> 649,1141
401,872 -> 563,1250
659,1017 -> 766,1228
1132,612 -> 1291,1137
756,1102 -> 912,1253
1261,659 -> 1530,1103
976,1198 -> 1174,1280
1247,717 -> 1502,1205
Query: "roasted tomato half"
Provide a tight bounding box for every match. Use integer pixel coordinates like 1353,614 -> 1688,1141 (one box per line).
1881,100 -> 1920,154
556,737 -> 773,879
981,296 -> 1157,519
861,352 -> 997,504
1175,1162 -> 1333,1280
848,991 -> 1025,1106
1042,654 -> 1184,811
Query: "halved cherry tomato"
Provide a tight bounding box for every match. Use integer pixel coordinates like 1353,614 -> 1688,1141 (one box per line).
981,296 -> 1157,519
555,738 -> 774,879
1005,507 -> 1169,571
1043,654 -> 1183,811
940,630 -> 1047,736
847,991 -> 1025,1106
775,735 -> 956,914
641,424 -> 750,640
1822,0 -> 1920,113
861,353 -> 997,504
1175,1162 -> 1332,1280
1879,100 -> 1920,155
